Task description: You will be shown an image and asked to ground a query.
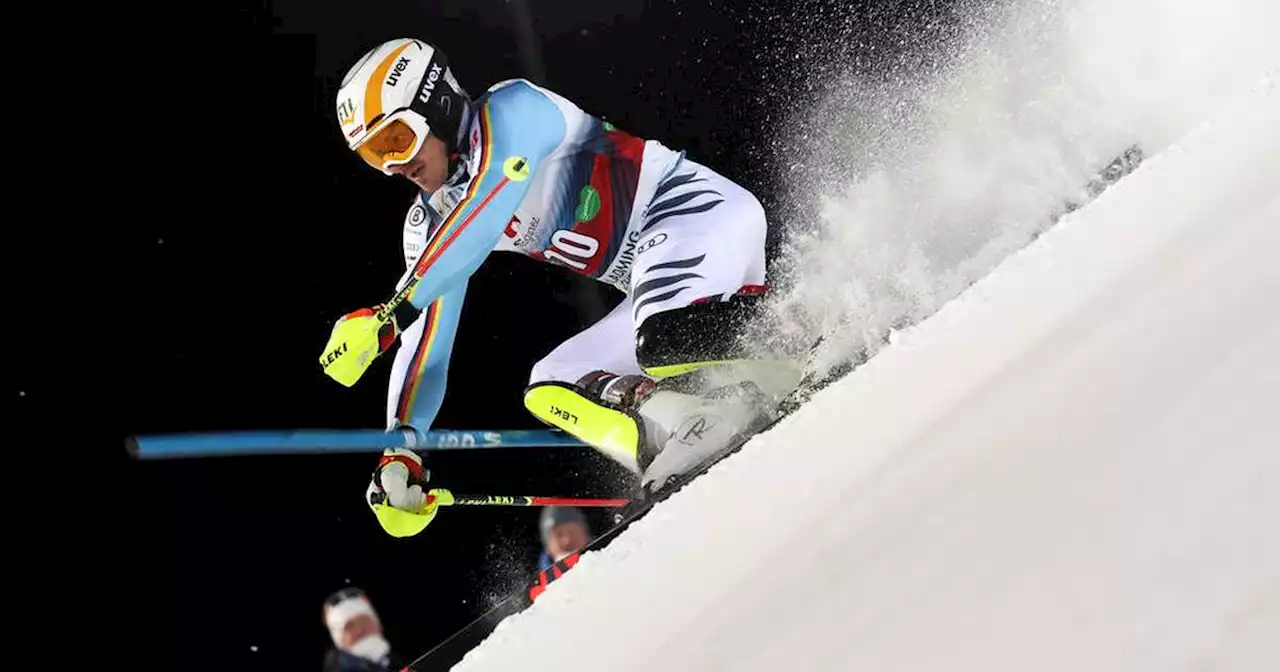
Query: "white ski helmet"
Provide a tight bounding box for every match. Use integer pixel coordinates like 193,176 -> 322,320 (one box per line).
336,38 -> 469,174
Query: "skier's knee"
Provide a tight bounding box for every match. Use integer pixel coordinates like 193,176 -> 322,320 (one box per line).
635,290 -> 766,377
720,178 -> 769,242
527,357 -> 557,386
528,352 -> 592,387
740,189 -> 767,233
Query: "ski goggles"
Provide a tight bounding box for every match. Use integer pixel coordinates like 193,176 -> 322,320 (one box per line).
353,108 -> 431,175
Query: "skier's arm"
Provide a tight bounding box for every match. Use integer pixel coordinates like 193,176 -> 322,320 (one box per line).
361,254 -> 468,539
402,82 -> 566,310
319,81 -> 567,388
385,279 -> 467,432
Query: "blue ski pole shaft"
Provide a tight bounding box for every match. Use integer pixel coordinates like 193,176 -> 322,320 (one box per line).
126,428 -> 584,459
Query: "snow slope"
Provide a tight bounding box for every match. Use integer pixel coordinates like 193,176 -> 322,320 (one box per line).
452,75 -> 1280,671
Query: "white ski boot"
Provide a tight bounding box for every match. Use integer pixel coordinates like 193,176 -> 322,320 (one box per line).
635,379 -> 780,491
523,364 -> 799,488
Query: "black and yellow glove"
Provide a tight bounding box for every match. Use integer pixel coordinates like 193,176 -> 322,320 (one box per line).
319,304 -> 410,387
364,448 -> 452,538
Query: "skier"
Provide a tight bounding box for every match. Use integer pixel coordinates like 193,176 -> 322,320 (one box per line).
320,38 -> 793,538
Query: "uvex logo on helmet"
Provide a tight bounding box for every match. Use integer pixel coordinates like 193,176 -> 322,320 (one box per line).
386,56 -> 412,87
418,63 -> 444,104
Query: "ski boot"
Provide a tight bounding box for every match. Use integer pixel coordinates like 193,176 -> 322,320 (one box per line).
635,374 -> 782,491
523,367 -> 785,492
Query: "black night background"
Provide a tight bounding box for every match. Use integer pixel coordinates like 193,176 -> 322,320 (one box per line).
83,1 -> 959,669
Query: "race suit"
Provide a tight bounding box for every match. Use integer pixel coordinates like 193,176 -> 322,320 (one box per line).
384,79 -> 768,430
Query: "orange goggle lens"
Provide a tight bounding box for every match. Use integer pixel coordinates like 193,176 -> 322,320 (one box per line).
355,119 -> 423,171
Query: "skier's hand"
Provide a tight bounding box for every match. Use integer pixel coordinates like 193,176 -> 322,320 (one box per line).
380,459 -> 426,509
365,449 -> 451,538
319,305 -> 403,387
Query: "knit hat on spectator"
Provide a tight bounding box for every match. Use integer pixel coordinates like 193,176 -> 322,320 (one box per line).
323,588 -> 381,648
539,506 -> 588,544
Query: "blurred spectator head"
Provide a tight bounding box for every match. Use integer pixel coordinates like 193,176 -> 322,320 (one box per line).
539,506 -> 590,561
322,587 -> 390,662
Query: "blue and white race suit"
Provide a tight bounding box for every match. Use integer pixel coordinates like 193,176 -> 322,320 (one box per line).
385,79 -> 768,430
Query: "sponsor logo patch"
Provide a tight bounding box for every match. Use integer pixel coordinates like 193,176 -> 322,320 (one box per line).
575,185 -> 601,223
408,204 -> 427,227
637,232 -> 667,254
337,98 -> 357,125
417,63 -> 444,103
386,57 -> 412,87
503,156 -> 531,182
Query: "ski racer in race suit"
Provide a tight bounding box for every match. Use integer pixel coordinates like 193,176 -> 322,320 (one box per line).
320,38 -> 782,538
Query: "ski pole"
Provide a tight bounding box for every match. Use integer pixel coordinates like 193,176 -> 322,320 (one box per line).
437,491 -> 633,508
126,427 -> 585,459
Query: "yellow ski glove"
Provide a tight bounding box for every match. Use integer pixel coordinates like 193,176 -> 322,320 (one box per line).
365,449 -> 453,538
319,305 -> 402,387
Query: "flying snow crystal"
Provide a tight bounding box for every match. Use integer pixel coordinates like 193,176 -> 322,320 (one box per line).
250,646 -> 259,653
746,0 -> 1280,379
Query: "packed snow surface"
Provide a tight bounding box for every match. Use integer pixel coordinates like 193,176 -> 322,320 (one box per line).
452,71 -> 1280,672
450,2 -> 1280,669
